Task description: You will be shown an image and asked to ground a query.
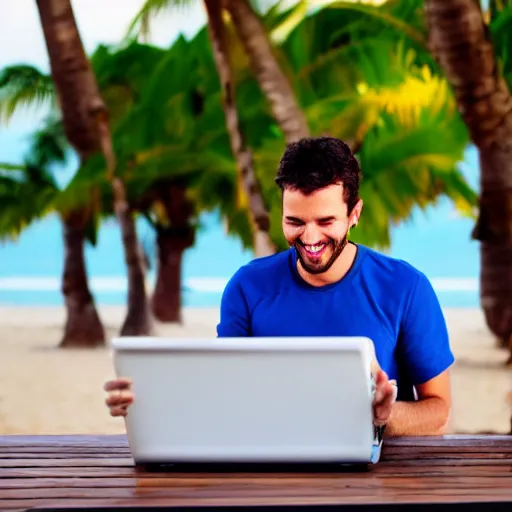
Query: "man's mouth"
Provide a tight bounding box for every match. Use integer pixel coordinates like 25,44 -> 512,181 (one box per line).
301,242 -> 327,258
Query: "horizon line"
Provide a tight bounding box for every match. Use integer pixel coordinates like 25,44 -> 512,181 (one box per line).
0,276 -> 479,293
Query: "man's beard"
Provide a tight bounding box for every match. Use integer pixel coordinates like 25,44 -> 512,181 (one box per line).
295,232 -> 349,275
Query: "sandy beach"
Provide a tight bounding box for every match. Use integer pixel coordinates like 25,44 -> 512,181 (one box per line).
0,305 -> 510,435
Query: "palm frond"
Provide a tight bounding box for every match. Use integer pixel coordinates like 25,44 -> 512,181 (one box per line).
0,162 -> 26,173
351,110 -> 473,248
265,0 -> 309,43
0,161 -> 59,240
0,65 -> 55,123
26,115 -> 68,168
125,0 -> 194,41
308,52 -> 459,146
307,0 -> 427,46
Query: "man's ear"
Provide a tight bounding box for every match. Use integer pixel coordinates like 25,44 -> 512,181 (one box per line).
350,199 -> 363,227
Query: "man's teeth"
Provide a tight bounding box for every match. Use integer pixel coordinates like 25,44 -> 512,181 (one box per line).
306,244 -> 324,253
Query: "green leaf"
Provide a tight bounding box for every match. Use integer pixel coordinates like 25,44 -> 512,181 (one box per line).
0,160 -> 59,240
307,0 -> 427,46
0,65 -> 55,123
125,0 -> 194,41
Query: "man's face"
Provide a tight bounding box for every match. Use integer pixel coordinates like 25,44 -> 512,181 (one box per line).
282,184 -> 360,275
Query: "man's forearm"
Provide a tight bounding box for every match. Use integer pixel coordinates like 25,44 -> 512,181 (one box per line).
385,397 -> 451,437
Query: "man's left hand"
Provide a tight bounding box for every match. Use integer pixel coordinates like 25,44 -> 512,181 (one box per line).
373,370 -> 398,426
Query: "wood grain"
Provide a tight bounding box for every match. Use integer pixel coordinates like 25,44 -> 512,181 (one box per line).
0,435 -> 511,511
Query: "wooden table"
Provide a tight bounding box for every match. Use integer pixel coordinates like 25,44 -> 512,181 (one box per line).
1,434 -> 512,511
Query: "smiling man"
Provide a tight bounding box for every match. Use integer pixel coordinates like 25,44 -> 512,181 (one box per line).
105,137 -> 453,437
215,136 -> 453,437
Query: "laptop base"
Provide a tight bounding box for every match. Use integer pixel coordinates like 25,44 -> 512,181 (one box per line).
136,461 -> 372,473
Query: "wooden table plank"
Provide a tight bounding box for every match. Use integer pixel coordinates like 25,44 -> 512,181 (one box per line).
4,474 -> 512,490
2,457 -> 512,468
2,485 -> 512,501
0,434 -> 128,446
384,435 -> 512,446
3,444 -> 512,456
3,463 -> 512,478
0,435 -> 511,511
1,491 -> 512,510
1,434 -> 509,447
3,436 -> 510,454
0,446 -> 131,454
0,458 -> 135,467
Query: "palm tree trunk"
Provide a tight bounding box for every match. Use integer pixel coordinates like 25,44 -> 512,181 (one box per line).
425,0 -> 512,363
152,229 -> 190,323
119,202 -> 152,335
151,182 -> 196,322
35,0 -> 151,340
225,0 -> 310,143
35,0 -> 102,156
98,116 -> 152,336
204,0 -> 275,257
60,210 -> 105,348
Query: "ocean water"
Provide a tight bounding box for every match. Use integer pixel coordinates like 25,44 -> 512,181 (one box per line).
0,146 -> 481,309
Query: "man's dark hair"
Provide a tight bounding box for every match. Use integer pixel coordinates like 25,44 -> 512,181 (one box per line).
275,137 -> 361,213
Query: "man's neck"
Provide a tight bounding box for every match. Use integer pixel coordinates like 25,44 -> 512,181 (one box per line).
297,242 -> 358,287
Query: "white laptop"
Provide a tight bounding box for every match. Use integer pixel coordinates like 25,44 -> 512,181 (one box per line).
111,336 -> 383,468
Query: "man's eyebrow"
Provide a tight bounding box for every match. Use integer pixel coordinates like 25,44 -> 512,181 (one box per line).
285,215 -> 337,223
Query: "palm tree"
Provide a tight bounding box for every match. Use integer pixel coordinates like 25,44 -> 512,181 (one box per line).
223,0 -> 310,142
90,41 -> 173,326
203,0 -> 274,256
131,0 -> 310,141
35,0 -> 151,342
136,179 -> 196,323
0,64 -> 108,346
0,121 -> 107,346
424,0 -> 512,363
247,14 -> 476,249
0,64 -> 107,346
296,0 -> 512,360
127,0 -> 311,256
0,64 -> 152,343
106,33 -> 247,323
0,39 -> 204,326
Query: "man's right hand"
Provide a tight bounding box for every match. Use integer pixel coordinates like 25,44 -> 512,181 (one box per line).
104,377 -> 134,417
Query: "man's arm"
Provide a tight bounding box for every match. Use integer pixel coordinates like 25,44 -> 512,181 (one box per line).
216,268 -> 251,337
383,272 -> 454,436
386,369 -> 451,436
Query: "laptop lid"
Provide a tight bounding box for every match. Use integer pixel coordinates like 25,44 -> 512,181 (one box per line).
111,336 -> 376,465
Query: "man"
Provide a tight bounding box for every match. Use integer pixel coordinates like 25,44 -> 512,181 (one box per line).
105,137 -> 453,437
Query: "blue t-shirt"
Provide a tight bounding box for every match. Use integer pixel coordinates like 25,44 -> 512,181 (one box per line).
216,243 -> 454,402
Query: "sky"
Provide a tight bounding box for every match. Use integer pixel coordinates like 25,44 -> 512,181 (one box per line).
0,0 -> 206,136
0,0 -> 305,73
0,1 -> 205,70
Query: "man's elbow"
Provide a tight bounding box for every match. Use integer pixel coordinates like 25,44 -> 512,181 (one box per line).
432,400 -> 451,435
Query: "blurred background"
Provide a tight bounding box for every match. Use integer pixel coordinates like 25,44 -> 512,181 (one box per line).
0,0 -> 510,435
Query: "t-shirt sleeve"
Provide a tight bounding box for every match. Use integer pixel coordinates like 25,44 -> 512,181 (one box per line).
216,269 -> 251,337
398,272 -> 454,385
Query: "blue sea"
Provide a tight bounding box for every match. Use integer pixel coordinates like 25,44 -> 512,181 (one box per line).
0,145 -> 481,309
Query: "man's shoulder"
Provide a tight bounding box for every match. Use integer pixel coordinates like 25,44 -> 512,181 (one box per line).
360,244 -> 425,287
359,245 -> 440,321
226,249 -> 292,290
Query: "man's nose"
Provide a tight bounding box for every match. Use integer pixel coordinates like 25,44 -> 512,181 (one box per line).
301,223 -> 322,245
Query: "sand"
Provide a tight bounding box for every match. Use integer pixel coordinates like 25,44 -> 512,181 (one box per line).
0,306 -> 510,435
